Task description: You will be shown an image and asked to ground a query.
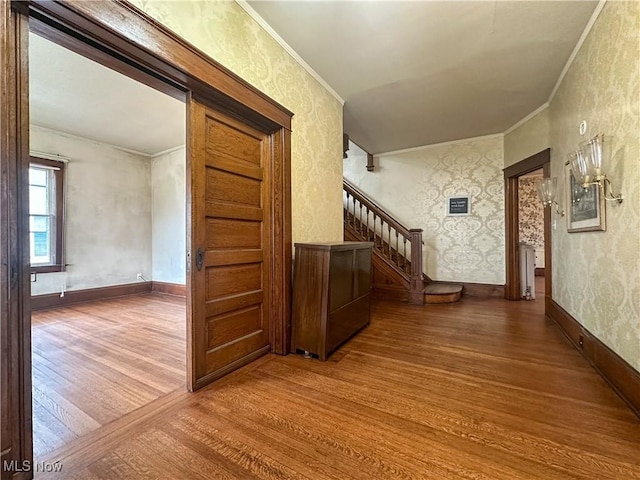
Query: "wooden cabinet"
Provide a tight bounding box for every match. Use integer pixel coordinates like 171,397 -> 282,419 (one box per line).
291,242 -> 373,360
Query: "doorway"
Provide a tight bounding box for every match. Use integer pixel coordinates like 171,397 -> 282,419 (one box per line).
517,169 -> 546,301
504,149 -> 552,307
1,2 -> 292,476
28,31 -> 187,459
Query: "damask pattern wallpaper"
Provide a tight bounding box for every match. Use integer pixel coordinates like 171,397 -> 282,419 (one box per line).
344,136 -> 505,285
550,1 -> 640,371
129,0 -> 345,244
518,175 -> 544,248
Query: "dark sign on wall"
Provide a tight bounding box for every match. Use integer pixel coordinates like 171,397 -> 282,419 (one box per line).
447,196 -> 471,216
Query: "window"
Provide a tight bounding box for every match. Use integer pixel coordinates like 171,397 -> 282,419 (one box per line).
29,157 -> 65,273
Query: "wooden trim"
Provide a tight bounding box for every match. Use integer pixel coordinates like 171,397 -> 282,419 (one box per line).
503,149 -> 550,178
504,175 -> 520,300
547,299 -> 640,419
535,267 -> 545,277
366,153 -> 374,172
31,282 -> 152,311
408,229 -> 424,305
372,286 -> 408,302
542,162 -> 552,301
29,156 -> 66,275
151,281 -> 186,297
269,128 -> 292,355
503,149 -> 551,302
459,282 -> 505,297
1,3 -> 32,476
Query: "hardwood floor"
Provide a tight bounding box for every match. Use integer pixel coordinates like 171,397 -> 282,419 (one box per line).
32,293 -> 186,458
37,296 -> 640,479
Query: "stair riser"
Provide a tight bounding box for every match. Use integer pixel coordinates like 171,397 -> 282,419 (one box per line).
424,292 -> 462,304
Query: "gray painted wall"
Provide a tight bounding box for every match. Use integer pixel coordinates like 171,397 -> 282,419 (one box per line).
30,126 -> 153,295
151,147 -> 186,285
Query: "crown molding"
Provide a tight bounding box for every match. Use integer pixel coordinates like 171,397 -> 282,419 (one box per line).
235,0 -> 345,106
377,133 -> 504,157
548,0 -> 607,103
504,103 -> 549,136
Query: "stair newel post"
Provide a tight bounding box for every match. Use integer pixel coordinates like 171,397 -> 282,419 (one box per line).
408,228 -> 424,305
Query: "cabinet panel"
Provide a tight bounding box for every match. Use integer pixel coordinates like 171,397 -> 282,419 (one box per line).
355,247 -> 372,298
327,294 -> 371,353
329,250 -> 354,312
291,242 -> 372,360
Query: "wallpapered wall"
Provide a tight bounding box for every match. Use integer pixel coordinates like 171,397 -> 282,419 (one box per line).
130,0 -> 344,243
518,175 -> 544,248
344,136 -> 505,285
550,1 -> 640,371
504,108 -> 550,168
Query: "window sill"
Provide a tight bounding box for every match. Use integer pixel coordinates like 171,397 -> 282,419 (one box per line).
30,265 -> 64,274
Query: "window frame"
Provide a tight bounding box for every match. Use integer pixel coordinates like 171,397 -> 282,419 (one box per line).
29,156 -> 65,274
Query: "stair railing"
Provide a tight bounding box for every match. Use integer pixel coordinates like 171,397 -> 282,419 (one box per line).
343,178 -> 424,304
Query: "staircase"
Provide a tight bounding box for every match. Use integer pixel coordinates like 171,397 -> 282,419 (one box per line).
343,179 -> 462,305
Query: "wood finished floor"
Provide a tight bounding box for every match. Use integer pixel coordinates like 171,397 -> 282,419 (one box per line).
32,293 -> 186,458
36,296 -> 640,479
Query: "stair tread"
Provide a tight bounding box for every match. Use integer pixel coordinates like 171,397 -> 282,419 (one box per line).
424,283 -> 463,295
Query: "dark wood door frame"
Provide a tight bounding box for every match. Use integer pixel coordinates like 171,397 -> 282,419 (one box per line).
503,149 -> 552,305
1,1 -> 293,477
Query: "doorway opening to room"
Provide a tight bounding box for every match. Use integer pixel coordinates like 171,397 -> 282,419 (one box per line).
517,169 -> 546,302
504,149 -> 552,306
28,32 -> 187,460
2,2 -> 292,473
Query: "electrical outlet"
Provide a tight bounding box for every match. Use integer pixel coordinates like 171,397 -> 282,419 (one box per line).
136,273 -> 143,281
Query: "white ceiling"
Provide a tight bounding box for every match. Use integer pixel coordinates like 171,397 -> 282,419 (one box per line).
29,33 -> 185,156
249,1 -> 598,154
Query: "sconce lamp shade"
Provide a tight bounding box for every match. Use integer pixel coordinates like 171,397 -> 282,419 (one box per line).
581,134 -> 608,182
568,133 -> 622,204
569,150 -> 589,185
536,177 -> 557,205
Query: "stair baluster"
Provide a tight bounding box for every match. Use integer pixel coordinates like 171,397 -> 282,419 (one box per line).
343,178 -> 424,305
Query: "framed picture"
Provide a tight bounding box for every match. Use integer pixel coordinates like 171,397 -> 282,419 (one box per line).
446,196 -> 471,216
565,162 -> 605,232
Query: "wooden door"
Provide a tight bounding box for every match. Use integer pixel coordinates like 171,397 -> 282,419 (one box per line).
187,97 -> 272,391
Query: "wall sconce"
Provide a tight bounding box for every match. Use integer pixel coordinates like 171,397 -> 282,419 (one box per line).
536,177 -> 565,216
569,134 -> 623,204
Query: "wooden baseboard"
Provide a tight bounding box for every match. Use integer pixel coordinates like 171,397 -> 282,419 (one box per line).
460,282 -> 505,297
372,285 -> 408,302
31,282 -> 151,311
547,299 -> 640,419
151,281 -> 186,297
